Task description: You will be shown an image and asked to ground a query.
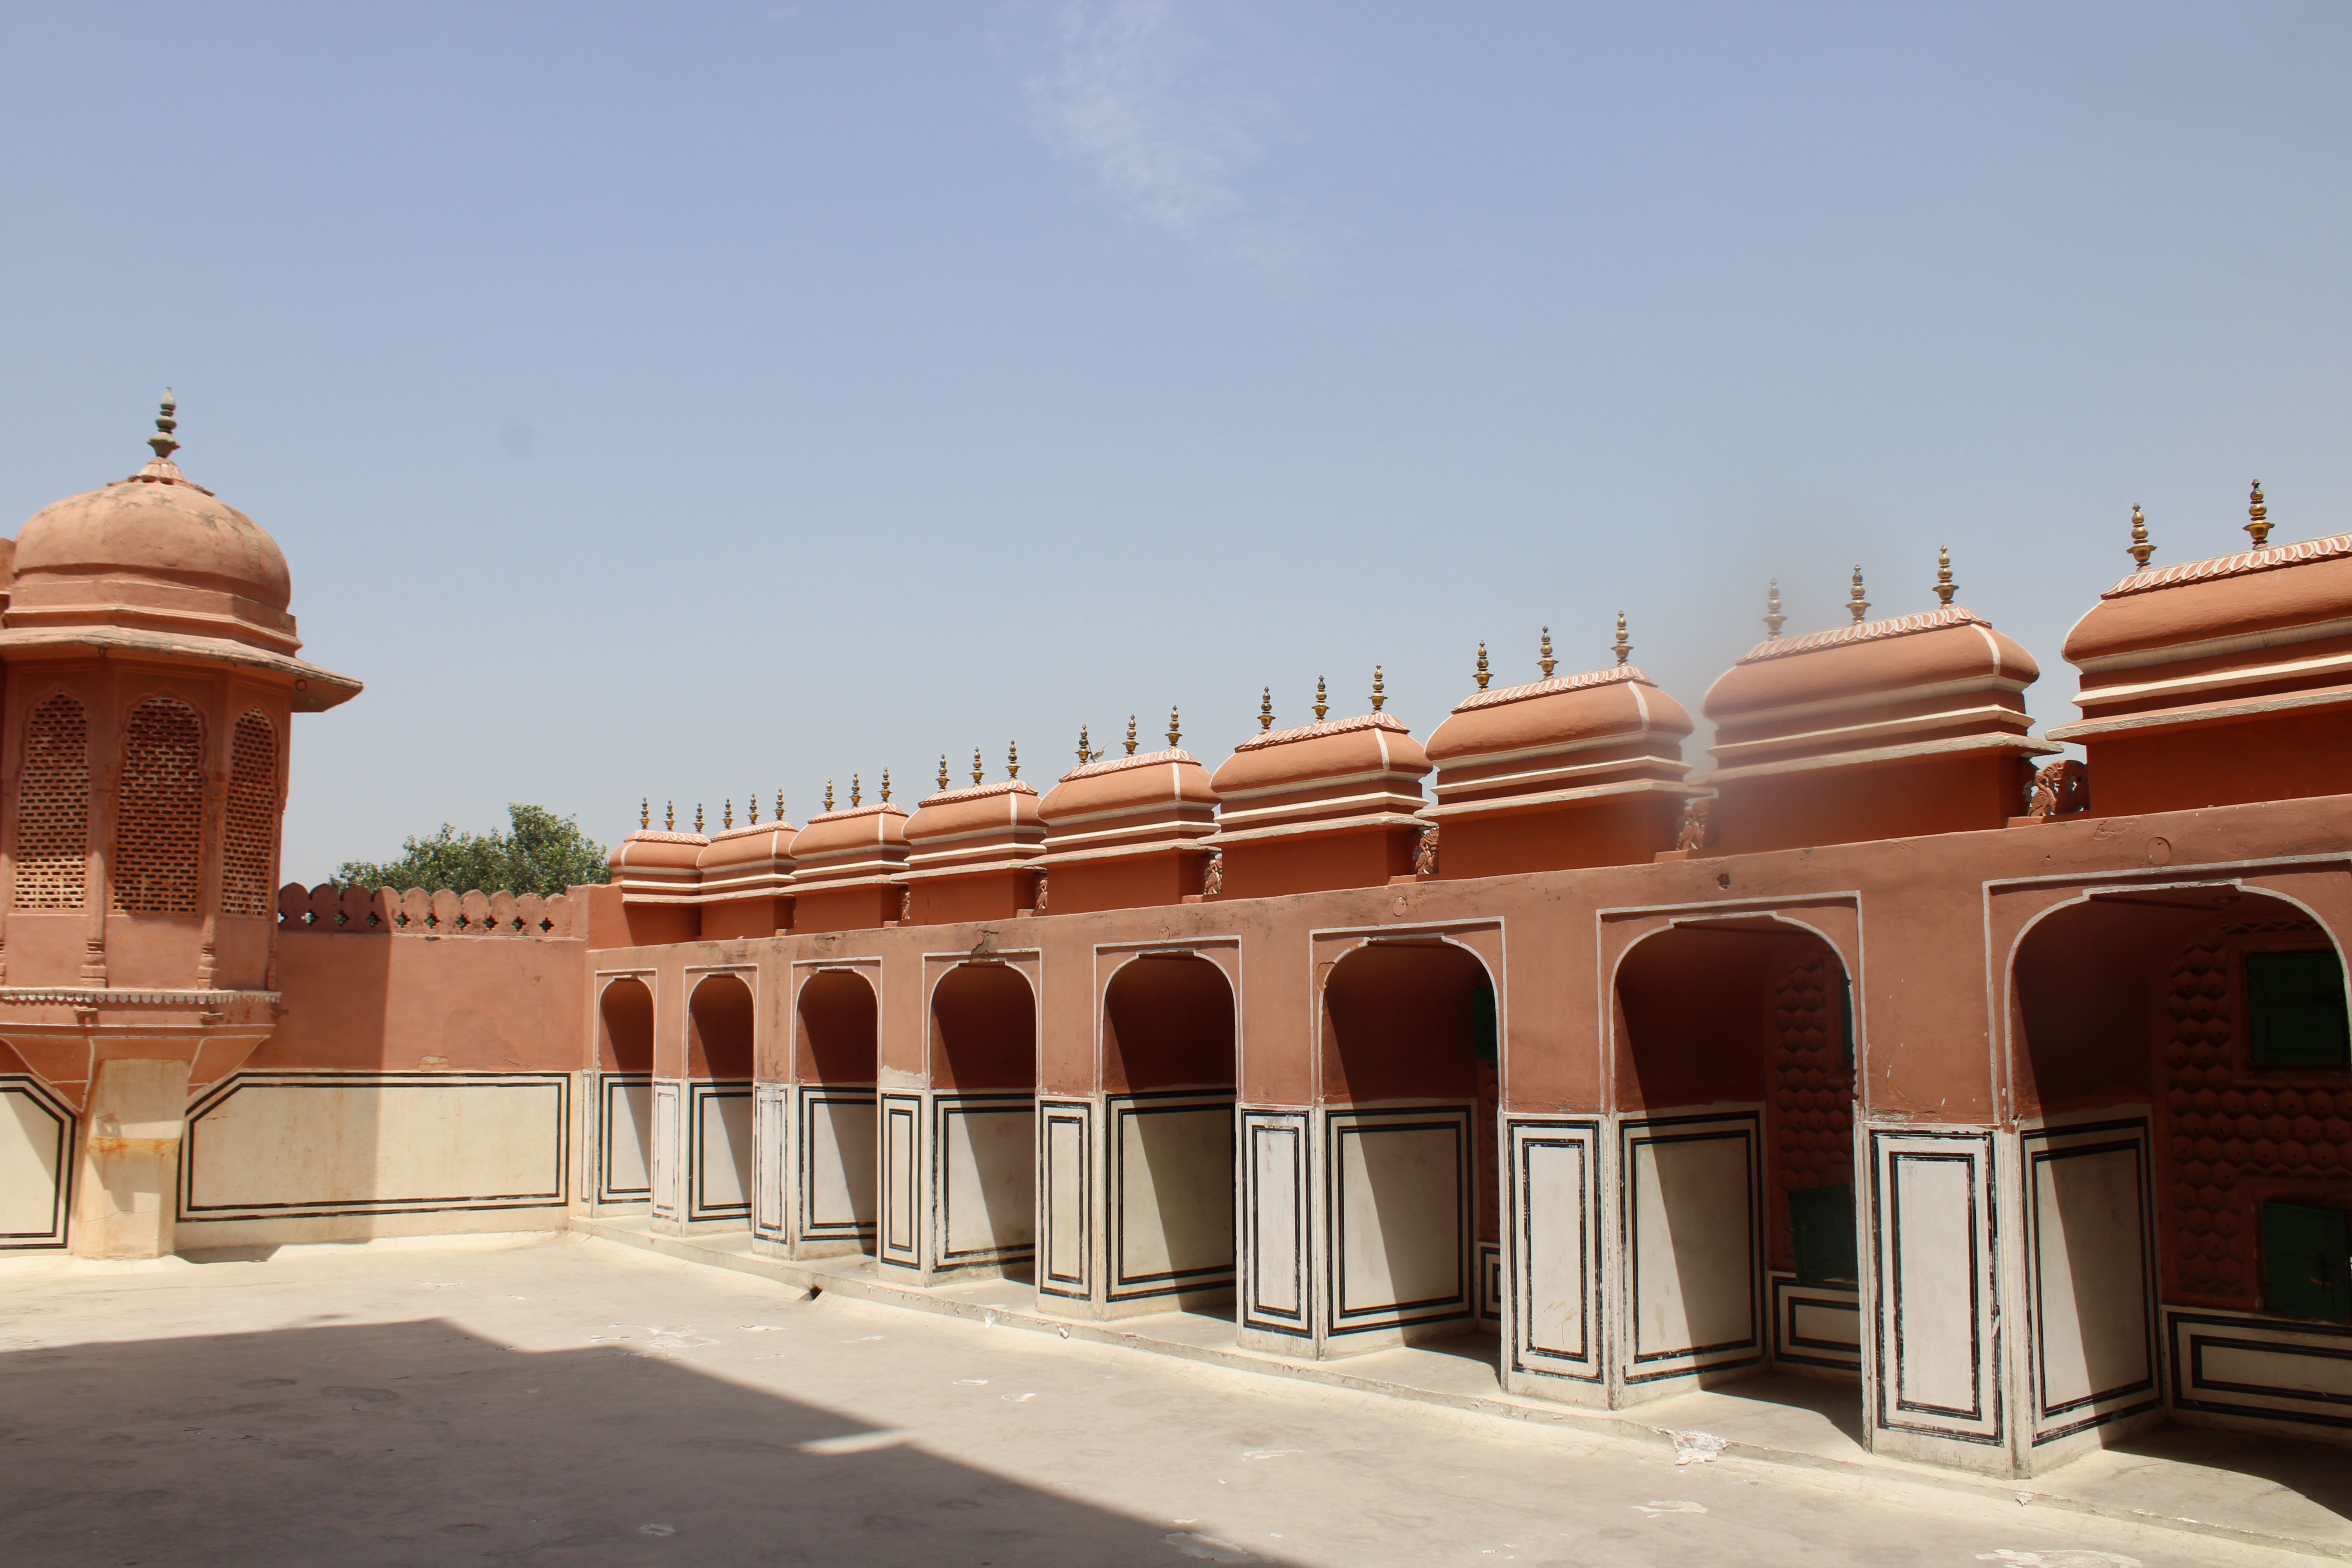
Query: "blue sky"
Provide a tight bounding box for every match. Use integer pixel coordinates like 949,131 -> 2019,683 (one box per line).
2,3 -> 2346,880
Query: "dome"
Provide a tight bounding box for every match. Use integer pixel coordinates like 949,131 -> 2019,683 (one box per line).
2060,533 -> 2352,673
789,800 -> 912,889
1211,712 -> 1430,800
1703,606 -> 2039,770
1038,748 -> 1218,832
1426,666 -> 1691,799
609,829 -> 709,875
696,821 -> 799,874
904,779 -> 1043,849
11,401 -> 296,652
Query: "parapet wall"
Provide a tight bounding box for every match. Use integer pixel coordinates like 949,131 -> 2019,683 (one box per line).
277,882 -> 579,937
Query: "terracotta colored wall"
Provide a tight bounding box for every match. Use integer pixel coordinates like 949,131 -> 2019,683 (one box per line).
1610,927 -> 1789,1112
598,976 -> 653,1072
1439,795 -> 1681,880
257,931 -> 589,1072
686,973 -> 755,1079
1103,955 -> 1234,1093
931,963 -> 1036,1091
2092,711 -> 2352,816
796,968 -> 878,1085
1320,941 -> 1486,1104
1218,827 -> 1415,902
1716,752 -> 2021,857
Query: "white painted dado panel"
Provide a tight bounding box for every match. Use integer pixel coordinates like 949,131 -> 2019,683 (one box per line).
1040,1099 -> 1091,1298
1328,1105 -> 1472,1337
1110,1093 -> 1235,1301
2023,1118 -> 2158,1444
880,1094 -> 919,1264
799,1089 -> 877,1241
687,1081 -> 753,1221
181,1073 -> 567,1221
0,1076 -> 72,1248
650,1081 -> 682,1224
1241,1109 -> 1308,1339
936,1094 -> 1035,1267
1771,1274 -> 1862,1376
2169,1307 -> 2352,1434
752,1083 -> 789,1241
1509,1118 -> 1601,1382
595,1073 -> 652,1203
1621,1111 -> 1762,1384
1869,1125 -> 2002,1448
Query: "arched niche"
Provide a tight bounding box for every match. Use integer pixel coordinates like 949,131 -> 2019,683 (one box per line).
931,962 -> 1036,1092
797,967 -> 878,1087
599,976 -> 654,1073
687,972 -> 756,1081
1104,953 -> 1234,1094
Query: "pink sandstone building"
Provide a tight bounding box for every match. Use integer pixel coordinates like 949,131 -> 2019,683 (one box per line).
5,403 -> 2352,1482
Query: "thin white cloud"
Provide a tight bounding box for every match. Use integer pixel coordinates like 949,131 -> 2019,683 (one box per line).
1025,0 -> 1316,286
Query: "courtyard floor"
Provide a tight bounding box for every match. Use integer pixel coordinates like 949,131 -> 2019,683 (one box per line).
0,1230 -> 2337,1568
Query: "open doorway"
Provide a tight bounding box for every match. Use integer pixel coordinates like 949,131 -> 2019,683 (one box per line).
930,962 -> 1038,1278
684,973 -> 756,1227
1613,920 -> 1859,1416
794,968 -> 878,1256
1320,939 -> 1492,1355
2011,885 -> 2352,1452
595,977 -> 654,1207
1102,954 -> 1236,1314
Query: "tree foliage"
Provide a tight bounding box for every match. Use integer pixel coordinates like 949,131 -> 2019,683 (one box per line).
332,804 -> 610,897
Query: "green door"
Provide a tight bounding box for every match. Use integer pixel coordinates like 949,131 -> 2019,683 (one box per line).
2263,1201 -> 2351,1321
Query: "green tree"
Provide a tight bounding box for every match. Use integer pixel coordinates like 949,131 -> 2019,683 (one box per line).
333,804 -> 610,897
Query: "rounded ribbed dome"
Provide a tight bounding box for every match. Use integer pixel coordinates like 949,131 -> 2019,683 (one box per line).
1038,749 -> 1218,824
1210,713 -> 1429,797
1704,608 -> 2036,725
608,829 -> 709,874
10,404 -> 296,650
1426,668 -> 1691,766
2062,535 -> 2352,668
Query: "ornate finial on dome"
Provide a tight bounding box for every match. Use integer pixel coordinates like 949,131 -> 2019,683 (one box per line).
1258,687 -> 1274,732
1933,546 -> 1957,606
2247,480 -> 2270,548
1077,724 -> 1095,764
776,788 -> 786,822
1167,705 -> 1181,748
1537,627 -> 1556,679
640,797 -> 649,831
666,800 -> 675,831
723,799 -> 733,831
973,748 -> 985,786
1764,580 -> 1785,639
148,388 -> 180,463
851,774 -> 862,808
1313,676 -> 1328,722
695,802 -> 705,835
824,780 -> 835,813
938,755 -> 950,792
1613,612 -> 1631,666
1123,715 -> 1138,756
880,769 -> 891,804
2127,504 -> 2154,570
1007,740 -> 1020,780
749,793 -> 760,826
1371,666 -> 1385,712
1846,566 -> 1869,624
1474,642 -> 1491,690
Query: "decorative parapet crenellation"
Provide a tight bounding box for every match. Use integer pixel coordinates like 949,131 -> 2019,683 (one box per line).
275,882 -> 576,937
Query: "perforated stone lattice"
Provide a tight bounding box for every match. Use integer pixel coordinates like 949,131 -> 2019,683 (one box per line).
220,711 -> 278,916
112,697 -> 203,916
12,693 -> 87,910
2162,921 -> 2352,1306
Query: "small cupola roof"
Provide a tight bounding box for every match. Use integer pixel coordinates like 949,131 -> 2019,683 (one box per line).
1209,673 -> 1429,839
1038,712 -> 1218,857
609,802 -> 710,902
1425,624 -> 1692,808
904,747 -> 1045,879
789,774 -> 912,890
696,794 -> 800,902
2,393 -> 358,710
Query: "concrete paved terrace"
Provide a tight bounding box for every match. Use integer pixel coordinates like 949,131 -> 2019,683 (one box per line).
0,1231 -> 2340,1568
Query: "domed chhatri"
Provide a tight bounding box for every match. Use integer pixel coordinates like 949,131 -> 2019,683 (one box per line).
902,748 -> 1045,924
1700,569 -> 2052,854
1423,625 -> 1700,878
1207,672 -> 1431,898
788,787 -> 911,934
2049,499 -> 2352,814
697,809 -> 800,941
7,395 -> 355,710
1037,709 -> 1218,914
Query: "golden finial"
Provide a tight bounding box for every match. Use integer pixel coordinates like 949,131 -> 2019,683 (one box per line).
1077,724 -> 1094,764
1258,686 -> 1274,732
973,748 -> 985,786
775,788 -> 785,822
880,769 -> 891,804
1764,580 -> 1785,639
148,388 -> 180,463
1370,665 -> 1385,712
749,793 -> 759,825
695,803 -> 704,835
1932,545 -> 1958,606
1123,715 -> 1138,756
1612,612 -> 1631,667
2247,480 -> 2270,548
1167,704 -> 1181,748
2127,504 -> 2154,570
665,800 -> 675,831
723,799 -> 733,831
1313,676 -> 1328,722
639,797 -> 649,831
1537,627 -> 1556,679
851,774 -> 861,808
1007,740 -> 1020,780
1474,642 -> 1490,690
938,754 -> 950,792
824,780 -> 834,813
1846,566 -> 1869,624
